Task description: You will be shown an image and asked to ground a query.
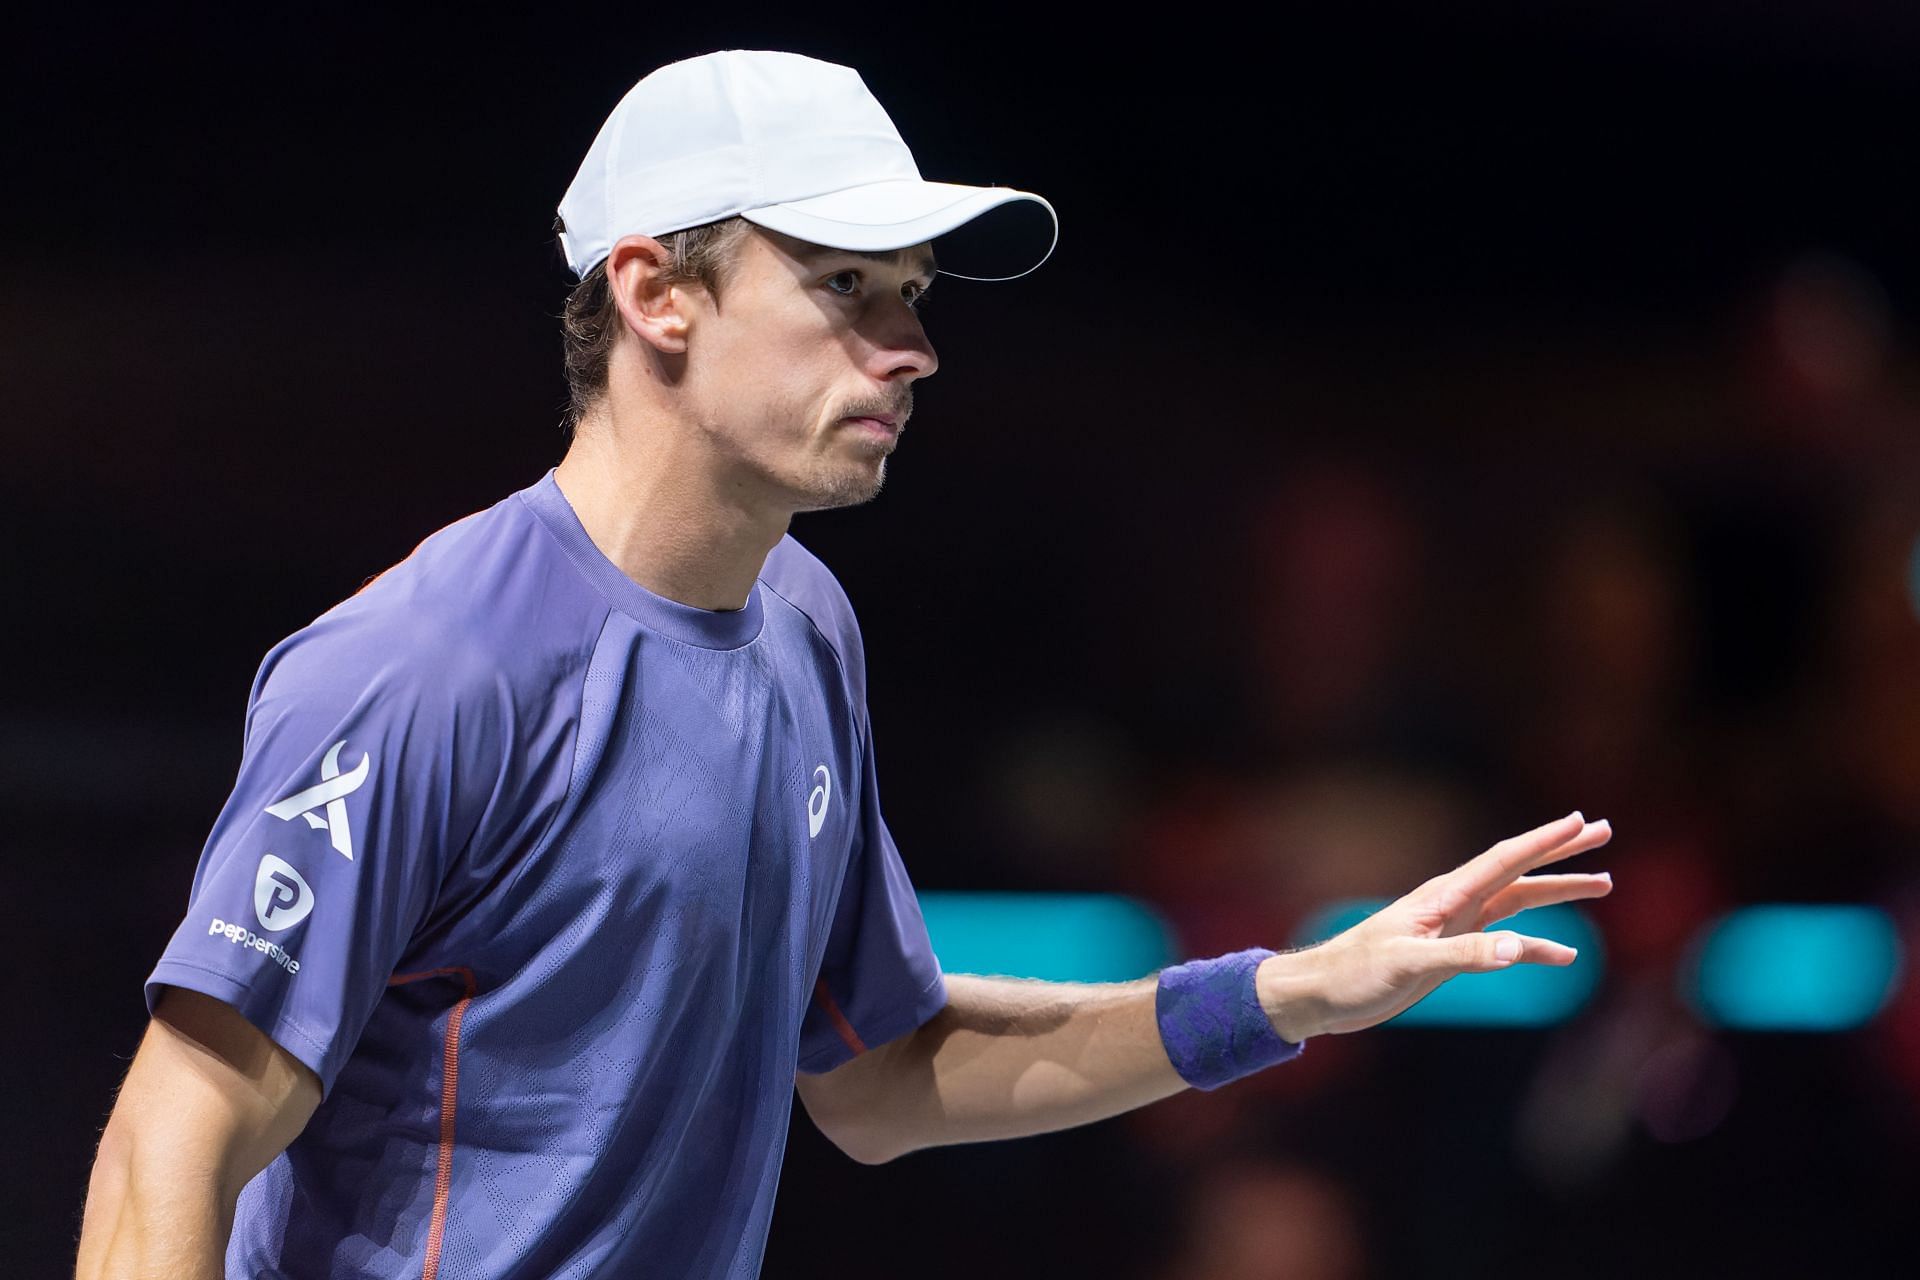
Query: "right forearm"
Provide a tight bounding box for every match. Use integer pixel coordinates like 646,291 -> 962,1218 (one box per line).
75,1123 -> 233,1280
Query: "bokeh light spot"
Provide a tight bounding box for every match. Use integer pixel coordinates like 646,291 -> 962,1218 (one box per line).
921,892 -> 1177,982
1684,904 -> 1902,1031
1907,530 -> 1920,621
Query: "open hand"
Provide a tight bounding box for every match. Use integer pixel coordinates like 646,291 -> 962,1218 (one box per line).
1258,812 -> 1614,1041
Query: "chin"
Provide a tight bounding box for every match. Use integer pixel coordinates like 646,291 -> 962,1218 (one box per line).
795,460 -> 888,513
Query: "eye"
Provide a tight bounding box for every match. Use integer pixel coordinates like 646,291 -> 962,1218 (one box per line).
824,270 -> 861,297
903,281 -> 932,311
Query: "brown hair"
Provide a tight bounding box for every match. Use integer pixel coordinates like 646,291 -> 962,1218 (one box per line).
558,217 -> 755,436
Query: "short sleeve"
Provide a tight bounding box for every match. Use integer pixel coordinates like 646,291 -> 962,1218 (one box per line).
145,611 -> 495,1095
796,712 -> 947,1074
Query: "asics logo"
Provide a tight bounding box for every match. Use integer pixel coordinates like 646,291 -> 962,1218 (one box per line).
253,854 -> 315,931
807,764 -> 832,839
265,739 -> 370,860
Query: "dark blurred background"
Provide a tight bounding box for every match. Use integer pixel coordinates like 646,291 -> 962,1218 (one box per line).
8,3 -> 1920,1275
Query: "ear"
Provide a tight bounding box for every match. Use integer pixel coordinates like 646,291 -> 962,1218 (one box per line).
606,234 -> 694,355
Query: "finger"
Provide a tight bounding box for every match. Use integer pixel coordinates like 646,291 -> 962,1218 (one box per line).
1478,872 -> 1614,927
1430,930 -> 1581,976
1451,814 -> 1613,905
1451,812 -> 1586,900
1529,819 -> 1615,872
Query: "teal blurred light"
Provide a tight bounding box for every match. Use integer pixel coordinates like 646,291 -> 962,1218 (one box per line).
1289,899 -> 1603,1027
1684,904 -> 1902,1032
1908,531 -> 1920,620
920,892 -> 1177,982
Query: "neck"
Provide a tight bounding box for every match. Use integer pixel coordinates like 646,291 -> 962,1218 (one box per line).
554,404 -> 790,613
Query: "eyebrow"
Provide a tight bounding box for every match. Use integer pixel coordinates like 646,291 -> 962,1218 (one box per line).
803,244 -> 939,280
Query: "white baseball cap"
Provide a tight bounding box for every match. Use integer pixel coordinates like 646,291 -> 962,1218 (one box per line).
555,50 -> 1058,283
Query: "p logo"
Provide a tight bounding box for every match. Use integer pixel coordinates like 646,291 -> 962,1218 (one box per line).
254,854 -> 315,932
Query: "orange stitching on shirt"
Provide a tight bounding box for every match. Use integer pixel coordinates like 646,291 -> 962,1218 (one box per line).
389,966 -> 479,1280
813,977 -> 867,1056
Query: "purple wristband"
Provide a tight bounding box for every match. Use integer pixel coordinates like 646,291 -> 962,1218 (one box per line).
1155,947 -> 1306,1091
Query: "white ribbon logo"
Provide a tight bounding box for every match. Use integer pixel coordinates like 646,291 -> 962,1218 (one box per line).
265,739 -> 370,860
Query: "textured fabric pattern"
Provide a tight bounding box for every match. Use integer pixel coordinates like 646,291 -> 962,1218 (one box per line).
1155,947 -> 1305,1091
144,469 -> 946,1279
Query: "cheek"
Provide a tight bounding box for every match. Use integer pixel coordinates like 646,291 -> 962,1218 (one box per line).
690,307 -> 850,431
692,353 -> 827,446
745,341 -> 845,418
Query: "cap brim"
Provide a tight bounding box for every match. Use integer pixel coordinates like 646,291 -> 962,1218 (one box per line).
741,179 -> 1057,282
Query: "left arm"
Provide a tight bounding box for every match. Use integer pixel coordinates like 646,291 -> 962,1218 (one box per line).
796,971 -> 1184,1165
797,811 -> 1614,1164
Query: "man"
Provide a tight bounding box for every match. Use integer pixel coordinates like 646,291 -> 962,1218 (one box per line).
76,50 -> 1614,1279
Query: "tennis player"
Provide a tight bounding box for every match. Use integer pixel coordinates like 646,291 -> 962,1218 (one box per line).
76,50 -> 1614,1279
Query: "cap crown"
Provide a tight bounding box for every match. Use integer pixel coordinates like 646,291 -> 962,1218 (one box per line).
557,50 -> 922,277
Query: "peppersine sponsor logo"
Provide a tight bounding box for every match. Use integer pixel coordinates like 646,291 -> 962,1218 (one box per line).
205,854 -> 314,976
208,917 -> 302,975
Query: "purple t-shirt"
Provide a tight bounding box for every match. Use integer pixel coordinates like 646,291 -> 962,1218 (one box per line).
146,469 -> 947,1278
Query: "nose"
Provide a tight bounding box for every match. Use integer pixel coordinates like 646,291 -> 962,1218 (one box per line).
870,306 -> 939,383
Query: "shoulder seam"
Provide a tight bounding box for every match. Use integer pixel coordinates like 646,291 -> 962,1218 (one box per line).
758,576 -> 863,750
479,603 -> 617,920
